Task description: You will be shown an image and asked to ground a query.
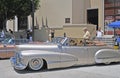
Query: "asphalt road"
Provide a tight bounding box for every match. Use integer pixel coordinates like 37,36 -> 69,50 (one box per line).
0,59 -> 120,78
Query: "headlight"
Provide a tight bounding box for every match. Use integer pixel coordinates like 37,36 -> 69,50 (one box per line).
19,53 -> 23,59
16,53 -> 20,64
15,52 -> 23,64
19,54 -> 24,63
15,52 -> 26,66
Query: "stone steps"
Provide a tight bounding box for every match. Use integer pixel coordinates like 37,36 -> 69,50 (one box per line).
101,37 -> 114,46
95,35 -> 114,46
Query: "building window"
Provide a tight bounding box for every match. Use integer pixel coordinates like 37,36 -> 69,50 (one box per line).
18,16 -> 27,30
65,18 -> 70,23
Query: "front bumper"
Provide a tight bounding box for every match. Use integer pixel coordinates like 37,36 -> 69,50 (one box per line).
10,57 -> 26,70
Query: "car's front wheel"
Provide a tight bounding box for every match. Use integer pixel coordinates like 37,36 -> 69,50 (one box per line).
28,58 -> 44,71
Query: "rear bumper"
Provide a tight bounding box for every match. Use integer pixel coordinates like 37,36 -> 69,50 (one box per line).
10,57 -> 26,70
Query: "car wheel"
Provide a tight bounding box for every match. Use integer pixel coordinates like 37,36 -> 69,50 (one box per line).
28,58 -> 44,71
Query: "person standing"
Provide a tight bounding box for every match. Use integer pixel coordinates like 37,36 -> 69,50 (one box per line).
51,29 -> 55,42
64,32 -> 66,37
83,27 -> 91,40
82,27 -> 91,46
1,30 -> 5,38
96,27 -> 103,41
26,30 -> 30,40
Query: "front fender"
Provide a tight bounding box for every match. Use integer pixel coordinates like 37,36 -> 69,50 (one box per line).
95,49 -> 120,64
20,50 -> 77,69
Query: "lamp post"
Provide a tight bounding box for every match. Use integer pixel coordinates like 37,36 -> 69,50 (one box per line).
31,0 -> 35,41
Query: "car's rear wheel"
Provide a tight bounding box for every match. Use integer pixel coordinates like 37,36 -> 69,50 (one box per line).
28,58 -> 44,71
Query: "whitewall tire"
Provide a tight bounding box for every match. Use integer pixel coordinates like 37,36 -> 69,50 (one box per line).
28,58 -> 44,71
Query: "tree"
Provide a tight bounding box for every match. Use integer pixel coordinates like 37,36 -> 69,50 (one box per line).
0,0 -> 40,30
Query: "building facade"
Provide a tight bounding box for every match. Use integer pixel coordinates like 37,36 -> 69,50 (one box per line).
7,0 -> 117,35
7,0 -> 91,31
104,0 -> 120,35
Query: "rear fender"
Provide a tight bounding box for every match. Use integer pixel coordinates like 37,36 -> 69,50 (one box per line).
95,49 -> 120,64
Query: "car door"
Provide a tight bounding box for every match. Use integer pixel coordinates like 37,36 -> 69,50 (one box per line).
62,46 -> 91,65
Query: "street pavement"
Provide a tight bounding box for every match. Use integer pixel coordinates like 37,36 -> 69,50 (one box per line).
0,59 -> 120,78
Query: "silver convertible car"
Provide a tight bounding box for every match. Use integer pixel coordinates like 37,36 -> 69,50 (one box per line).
10,37 -> 120,71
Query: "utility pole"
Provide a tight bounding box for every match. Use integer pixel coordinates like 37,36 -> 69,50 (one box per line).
31,0 -> 35,41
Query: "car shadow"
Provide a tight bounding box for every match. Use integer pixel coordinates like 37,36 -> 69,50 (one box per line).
96,62 -> 120,66
0,58 -> 10,60
14,68 -> 48,74
15,62 -> 120,74
15,64 -> 96,74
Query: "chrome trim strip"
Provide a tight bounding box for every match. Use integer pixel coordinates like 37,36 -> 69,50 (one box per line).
97,56 -> 120,59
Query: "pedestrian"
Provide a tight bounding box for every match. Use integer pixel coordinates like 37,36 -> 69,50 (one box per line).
1,30 -> 5,38
26,30 -> 33,42
83,27 -> 91,40
96,27 -> 103,41
51,29 -> 55,41
82,27 -> 91,45
29,31 -> 32,42
64,32 -> 66,37
26,30 -> 30,40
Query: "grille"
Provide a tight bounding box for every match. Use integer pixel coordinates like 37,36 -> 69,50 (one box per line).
15,52 -> 20,64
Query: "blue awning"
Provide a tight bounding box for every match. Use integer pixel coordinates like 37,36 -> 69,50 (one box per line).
108,21 -> 120,28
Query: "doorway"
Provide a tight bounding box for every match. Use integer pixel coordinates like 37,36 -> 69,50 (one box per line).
87,9 -> 98,30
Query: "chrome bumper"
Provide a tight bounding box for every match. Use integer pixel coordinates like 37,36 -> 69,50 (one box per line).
10,57 -> 26,70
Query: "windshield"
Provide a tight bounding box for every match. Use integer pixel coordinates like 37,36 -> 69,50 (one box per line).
52,37 -> 65,43
51,37 -> 69,46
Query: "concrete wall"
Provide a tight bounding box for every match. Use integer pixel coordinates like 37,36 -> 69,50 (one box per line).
34,27 -> 49,42
54,24 -> 96,38
54,28 -> 63,37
